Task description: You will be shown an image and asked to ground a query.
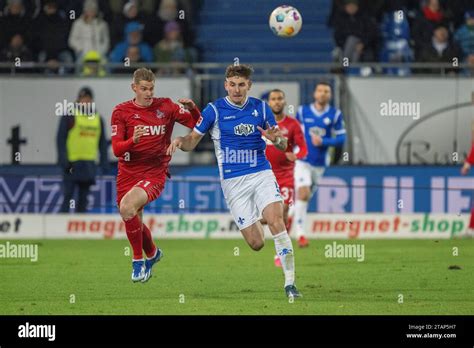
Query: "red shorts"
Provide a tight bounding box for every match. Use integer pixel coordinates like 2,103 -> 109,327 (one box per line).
116,176 -> 166,208
275,174 -> 294,206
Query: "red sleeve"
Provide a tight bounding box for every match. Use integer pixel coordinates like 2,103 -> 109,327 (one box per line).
111,108 -> 134,157
292,120 -> 308,159
467,142 -> 474,165
173,102 -> 201,129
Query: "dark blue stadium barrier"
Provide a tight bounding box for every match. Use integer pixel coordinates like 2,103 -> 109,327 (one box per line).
0,166 -> 471,214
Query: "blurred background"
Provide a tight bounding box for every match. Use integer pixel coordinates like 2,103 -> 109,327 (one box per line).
0,0 -> 473,239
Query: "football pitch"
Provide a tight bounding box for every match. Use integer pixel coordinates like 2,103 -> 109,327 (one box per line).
1,239 -> 473,315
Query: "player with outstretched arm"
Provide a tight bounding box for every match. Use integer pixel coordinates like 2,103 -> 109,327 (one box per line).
167,64 -> 302,298
111,68 -> 201,282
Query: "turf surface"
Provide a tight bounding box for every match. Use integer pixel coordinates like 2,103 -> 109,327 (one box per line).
0,239 -> 472,315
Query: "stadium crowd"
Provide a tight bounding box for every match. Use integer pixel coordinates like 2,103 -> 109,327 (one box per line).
329,0 -> 474,74
0,0 -> 198,74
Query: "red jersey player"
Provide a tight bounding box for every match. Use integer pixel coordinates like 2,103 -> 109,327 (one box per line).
460,125 -> 474,238
264,89 -> 307,266
111,68 -> 201,282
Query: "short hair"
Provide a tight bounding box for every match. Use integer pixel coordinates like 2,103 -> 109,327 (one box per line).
268,89 -> 286,98
133,68 -> 155,84
315,81 -> 332,89
225,64 -> 254,80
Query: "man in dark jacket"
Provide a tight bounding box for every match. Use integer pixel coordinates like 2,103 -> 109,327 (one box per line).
332,0 -> 378,62
417,23 -> 461,74
56,87 -> 109,213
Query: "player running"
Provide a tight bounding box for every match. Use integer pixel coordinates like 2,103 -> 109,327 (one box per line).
263,89 -> 307,267
111,68 -> 201,282
167,64 -> 301,298
293,82 -> 346,247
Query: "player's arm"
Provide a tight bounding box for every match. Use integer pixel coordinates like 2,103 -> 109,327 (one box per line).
461,142 -> 474,175
290,120 -> 308,160
167,102 -> 215,155
110,109 -> 145,157
167,130 -> 204,154
260,102 -> 287,151
322,110 -> 346,147
174,98 -> 201,128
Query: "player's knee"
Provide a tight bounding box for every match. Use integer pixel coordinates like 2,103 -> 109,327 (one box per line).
298,187 -> 310,201
250,239 -> 265,251
119,200 -> 136,220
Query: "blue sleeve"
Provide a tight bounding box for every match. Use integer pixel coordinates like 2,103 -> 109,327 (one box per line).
193,103 -> 216,135
263,101 -> 276,127
322,110 -> 346,147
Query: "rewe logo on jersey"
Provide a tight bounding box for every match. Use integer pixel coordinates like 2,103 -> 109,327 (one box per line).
234,123 -> 255,136
141,125 -> 166,136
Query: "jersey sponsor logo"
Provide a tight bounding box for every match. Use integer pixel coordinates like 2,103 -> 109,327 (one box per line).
310,126 -> 326,137
196,116 -> 203,126
111,125 -> 117,136
234,123 -> 255,136
252,109 -> 259,117
143,125 -> 167,136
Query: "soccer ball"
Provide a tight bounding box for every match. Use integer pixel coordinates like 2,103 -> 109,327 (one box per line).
269,5 -> 303,38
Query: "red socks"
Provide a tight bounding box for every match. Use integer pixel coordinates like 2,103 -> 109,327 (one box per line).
142,223 -> 157,258
470,207 -> 474,229
124,214 -> 143,260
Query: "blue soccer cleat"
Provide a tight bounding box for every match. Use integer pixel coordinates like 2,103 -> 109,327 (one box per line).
285,284 -> 302,298
131,260 -> 145,282
141,248 -> 163,283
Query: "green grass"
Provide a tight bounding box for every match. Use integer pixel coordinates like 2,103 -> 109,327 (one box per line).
0,239 -> 473,315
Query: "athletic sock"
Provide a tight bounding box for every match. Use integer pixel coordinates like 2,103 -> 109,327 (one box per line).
124,214 -> 143,260
142,223 -> 157,259
294,200 -> 308,238
273,230 -> 295,287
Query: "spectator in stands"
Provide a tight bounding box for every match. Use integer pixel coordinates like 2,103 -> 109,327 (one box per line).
109,21 -> 154,63
412,0 -> 448,55
68,0 -> 110,61
33,0 -> 73,74
81,50 -> 106,77
110,0 -> 146,47
143,0 -> 193,47
332,0 -> 378,63
380,10 -> 414,76
417,23 -> 461,74
0,33 -> 33,63
113,45 -> 143,74
0,0 -> 31,51
56,87 -> 109,213
454,11 -> 474,66
154,21 -> 196,66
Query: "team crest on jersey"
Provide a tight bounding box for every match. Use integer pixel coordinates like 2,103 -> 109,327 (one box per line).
252,109 -> 259,117
323,117 -> 331,125
156,110 -> 165,119
234,123 -> 255,136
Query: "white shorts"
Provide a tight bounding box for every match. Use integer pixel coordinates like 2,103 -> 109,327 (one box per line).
221,170 -> 283,230
294,160 -> 325,192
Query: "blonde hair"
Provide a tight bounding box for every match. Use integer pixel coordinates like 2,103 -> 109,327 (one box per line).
133,68 -> 155,84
